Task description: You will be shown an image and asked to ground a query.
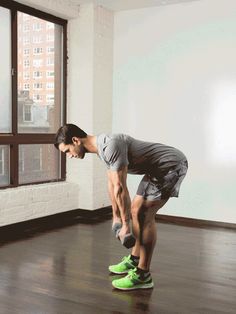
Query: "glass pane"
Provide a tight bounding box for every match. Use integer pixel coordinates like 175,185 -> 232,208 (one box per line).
17,13 -> 63,133
0,7 -> 11,133
19,144 -> 60,184
0,145 -> 10,187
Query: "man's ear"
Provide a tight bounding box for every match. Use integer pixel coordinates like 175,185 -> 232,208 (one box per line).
72,137 -> 80,144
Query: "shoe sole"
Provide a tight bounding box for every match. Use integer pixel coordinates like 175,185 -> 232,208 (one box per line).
112,282 -> 154,290
109,268 -> 130,275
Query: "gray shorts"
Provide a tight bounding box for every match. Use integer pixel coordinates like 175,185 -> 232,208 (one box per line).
136,160 -> 188,201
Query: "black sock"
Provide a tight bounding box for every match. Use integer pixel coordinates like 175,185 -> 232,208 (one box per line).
130,254 -> 139,265
136,267 -> 150,280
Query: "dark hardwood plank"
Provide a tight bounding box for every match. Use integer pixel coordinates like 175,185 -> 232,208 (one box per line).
0,219 -> 236,313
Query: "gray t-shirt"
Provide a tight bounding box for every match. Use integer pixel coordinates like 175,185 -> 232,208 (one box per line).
96,133 -> 187,177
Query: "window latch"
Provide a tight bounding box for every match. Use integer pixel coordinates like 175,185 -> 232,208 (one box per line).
11,68 -> 16,76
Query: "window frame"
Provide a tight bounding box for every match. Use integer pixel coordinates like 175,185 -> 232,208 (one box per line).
0,0 -> 67,189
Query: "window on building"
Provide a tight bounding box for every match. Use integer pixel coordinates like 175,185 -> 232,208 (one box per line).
24,60 -> 30,67
33,83 -> 43,89
24,48 -> 30,55
47,47 -> 54,54
33,59 -> 43,67
46,22 -> 54,29
33,71 -> 43,78
24,83 -> 30,90
23,104 -> 33,122
33,22 -> 43,31
23,36 -> 30,45
33,47 -> 43,54
46,94 -> 54,103
47,71 -> 54,77
23,72 -> 30,79
23,24 -> 30,32
47,58 -> 54,66
46,34 -> 54,42
33,36 -> 43,43
46,82 -> 54,89
33,94 -> 43,102
0,2 -> 66,188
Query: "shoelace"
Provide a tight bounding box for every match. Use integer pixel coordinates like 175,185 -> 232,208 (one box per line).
121,255 -> 131,264
127,268 -> 139,280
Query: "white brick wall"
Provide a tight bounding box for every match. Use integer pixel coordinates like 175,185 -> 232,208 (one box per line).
0,182 -> 79,227
67,4 -> 113,210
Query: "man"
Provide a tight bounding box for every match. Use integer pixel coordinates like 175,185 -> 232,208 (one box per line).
54,124 -> 188,291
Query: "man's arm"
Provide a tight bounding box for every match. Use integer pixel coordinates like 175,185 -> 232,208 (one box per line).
107,176 -> 120,222
107,166 -> 131,232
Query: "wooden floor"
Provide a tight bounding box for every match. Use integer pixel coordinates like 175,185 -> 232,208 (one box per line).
0,217 -> 236,314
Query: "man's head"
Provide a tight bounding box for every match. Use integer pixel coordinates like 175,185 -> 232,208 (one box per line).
54,124 -> 87,159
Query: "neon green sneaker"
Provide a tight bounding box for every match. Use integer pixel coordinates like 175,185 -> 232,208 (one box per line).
109,255 -> 137,274
112,268 -> 154,290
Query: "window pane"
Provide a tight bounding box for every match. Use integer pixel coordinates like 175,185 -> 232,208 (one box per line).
19,144 -> 60,184
17,13 -> 63,134
0,146 -> 10,186
0,7 -> 11,133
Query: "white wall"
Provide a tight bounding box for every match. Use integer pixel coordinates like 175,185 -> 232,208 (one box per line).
113,0 -> 236,223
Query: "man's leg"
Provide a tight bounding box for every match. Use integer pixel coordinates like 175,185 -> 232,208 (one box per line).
131,195 -> 168,271
111,196 -> 168,290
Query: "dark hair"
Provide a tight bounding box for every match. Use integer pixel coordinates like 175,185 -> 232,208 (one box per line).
54,124 -> 87,149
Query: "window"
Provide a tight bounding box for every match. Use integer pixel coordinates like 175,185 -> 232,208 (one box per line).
23,24 -> 30,32
0,147 -> 4,175
24,48 -> 30,55
33,83 -> 43,89
46,82 -> 54,89
0,3 -> 66,188
33,71 -> 43,78
46,34 -> 54,42
46,22 -> 54,29
33,59 -> 43,67
23,36 -> 30,45
47,58 -> 54,66
33,47 -> 43,54
46,94 -> 54,103
23,104 -> 33,122
33,94 -> 43,102
33,22 -> 43,31
24,72 -> 30,79
0,145 -> 10,186
19,148 -> 24,173
47,71 -> 54,77
47,47 -> 54,54
33,36 -> 42,43
24,60 -> 30,67
23,83 -> 30,90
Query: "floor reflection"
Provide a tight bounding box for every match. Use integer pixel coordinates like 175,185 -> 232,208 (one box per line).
111,284 -> 154,313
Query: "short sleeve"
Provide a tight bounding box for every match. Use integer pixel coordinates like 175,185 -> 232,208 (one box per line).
104,138 -> 129,171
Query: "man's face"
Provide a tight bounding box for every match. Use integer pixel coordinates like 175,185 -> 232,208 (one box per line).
58,137 -> 86,159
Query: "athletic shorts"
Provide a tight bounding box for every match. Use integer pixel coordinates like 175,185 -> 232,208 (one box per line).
136,159 -> 188,201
